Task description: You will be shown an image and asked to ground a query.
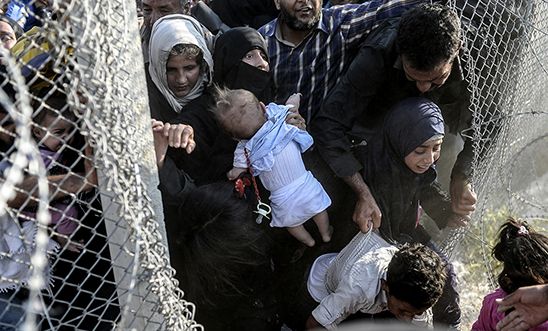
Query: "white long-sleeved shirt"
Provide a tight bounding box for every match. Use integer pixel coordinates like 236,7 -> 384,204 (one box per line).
308,231 -> 395,328
308,231 -> 432,329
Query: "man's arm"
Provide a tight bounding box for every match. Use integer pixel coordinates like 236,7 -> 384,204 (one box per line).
420,180 -> 470,229
337,0 -> 420,48
450,136 -> 477,216
343,172 -> 382,233
312,41 -> 388,178
312,46 -> 387,233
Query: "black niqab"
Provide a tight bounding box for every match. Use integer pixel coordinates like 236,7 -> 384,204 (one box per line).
213,27 -> 275,102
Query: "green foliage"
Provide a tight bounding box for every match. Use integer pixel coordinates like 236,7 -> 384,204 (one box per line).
457,208 -> 511,281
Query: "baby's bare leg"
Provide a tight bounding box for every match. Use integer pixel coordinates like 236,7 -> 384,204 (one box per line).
313,210 -> 332,243
287,225 -> 315,247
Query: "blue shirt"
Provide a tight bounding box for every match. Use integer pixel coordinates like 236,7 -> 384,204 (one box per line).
259,0 -> 425,123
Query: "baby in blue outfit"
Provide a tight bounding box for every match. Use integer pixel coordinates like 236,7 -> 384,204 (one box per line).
215,88 -> 332,247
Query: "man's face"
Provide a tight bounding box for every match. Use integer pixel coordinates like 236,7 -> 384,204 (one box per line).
402,56 -> 454,93
143,0 -> 188,29
275,0 -> 322,31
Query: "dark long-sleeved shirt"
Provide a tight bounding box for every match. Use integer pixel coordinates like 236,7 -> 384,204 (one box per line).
312,18 -> 473,180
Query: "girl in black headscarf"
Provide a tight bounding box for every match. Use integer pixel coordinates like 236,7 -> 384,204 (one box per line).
360,97 -> 464,326
360,97 -> 461,244
213,26 -> 276,103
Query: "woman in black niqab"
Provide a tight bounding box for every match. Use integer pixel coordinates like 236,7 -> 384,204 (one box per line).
213,26 -> 276,103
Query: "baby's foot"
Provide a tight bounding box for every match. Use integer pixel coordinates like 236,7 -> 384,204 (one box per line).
321,226 -> 334,243
301,237 -> 315,247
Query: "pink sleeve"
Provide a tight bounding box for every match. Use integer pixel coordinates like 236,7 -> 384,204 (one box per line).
50,202 -> 79,235
472,289 -> 507,331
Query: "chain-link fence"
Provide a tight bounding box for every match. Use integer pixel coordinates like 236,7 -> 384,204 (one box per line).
0,0 -> 546,330
441,0 -> 548,327
0,0 -> 200,330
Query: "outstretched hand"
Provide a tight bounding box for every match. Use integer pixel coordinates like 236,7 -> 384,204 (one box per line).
151,120 -> 196,169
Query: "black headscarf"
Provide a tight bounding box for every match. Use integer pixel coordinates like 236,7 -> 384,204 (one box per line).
362,97 -> 445,244
213,27 -> 275,102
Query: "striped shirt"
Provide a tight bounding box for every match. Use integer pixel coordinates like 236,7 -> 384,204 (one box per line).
259,0 -> 425,123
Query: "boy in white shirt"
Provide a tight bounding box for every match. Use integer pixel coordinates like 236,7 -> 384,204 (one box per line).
306,231 -> 447,329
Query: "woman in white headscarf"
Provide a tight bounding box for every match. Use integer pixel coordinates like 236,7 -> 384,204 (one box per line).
147,14 -> 214,121
147,14 -> 235,185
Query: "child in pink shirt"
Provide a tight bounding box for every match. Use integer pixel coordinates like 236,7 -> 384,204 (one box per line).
472,218 -> 548,331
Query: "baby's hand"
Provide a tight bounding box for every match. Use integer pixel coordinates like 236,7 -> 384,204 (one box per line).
285,93 -> 302,113
227,167 -> 247,181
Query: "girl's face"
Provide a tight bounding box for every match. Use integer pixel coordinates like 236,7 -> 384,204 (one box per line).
241,49 -> 269,72
166,54 -> 201,98
33,115 -> 74,152
0,21 -> 17,50
404,137 -> 443,174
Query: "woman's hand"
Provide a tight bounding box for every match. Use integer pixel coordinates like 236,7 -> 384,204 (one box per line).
285,112 -> 306,130
152,119 -> 196,169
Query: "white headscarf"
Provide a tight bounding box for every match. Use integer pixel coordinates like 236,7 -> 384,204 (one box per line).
149,14 -> 214,113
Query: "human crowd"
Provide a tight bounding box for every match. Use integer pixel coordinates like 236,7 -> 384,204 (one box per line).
0,0 -> 546,330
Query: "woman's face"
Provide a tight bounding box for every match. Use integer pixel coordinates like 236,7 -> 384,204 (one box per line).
241,49 -> 269,72
404,137 -> 443,174
166,54 -> 201,98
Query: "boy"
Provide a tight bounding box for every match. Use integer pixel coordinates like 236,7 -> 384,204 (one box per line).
306,231 -> 446,329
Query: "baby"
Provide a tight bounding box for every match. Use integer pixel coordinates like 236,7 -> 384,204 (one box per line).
215,88 -> 332,247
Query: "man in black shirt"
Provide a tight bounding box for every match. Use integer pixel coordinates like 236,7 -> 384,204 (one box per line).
313,3 -> 476,235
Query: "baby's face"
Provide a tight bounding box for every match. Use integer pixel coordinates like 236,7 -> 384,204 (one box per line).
246,105 -> 267,131
223,100 -> 266,140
